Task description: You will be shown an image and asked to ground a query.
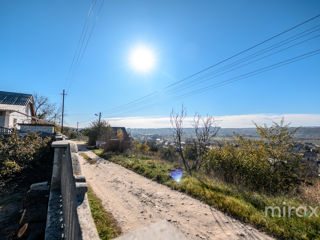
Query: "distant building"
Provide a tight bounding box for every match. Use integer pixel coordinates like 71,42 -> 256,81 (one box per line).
96,127 -> 129,148
0,91 -> 35,131
303,149 -> 319,178
303,149 -> 318,162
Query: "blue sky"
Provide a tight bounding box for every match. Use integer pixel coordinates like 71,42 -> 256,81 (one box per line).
1,0 -> 320,128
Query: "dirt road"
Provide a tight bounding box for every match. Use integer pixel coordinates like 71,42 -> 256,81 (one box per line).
77,146 -> 274,240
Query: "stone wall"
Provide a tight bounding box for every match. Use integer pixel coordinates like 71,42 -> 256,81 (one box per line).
45,136 -> 99,240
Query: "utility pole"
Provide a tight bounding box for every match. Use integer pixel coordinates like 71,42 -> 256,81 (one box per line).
95,112 -> 102,125
61,89 -> 66,133
76,121 -> 79,139
95,112 -> 102,136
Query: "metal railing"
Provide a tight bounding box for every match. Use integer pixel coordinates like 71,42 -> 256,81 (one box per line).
0,126 -> 13,135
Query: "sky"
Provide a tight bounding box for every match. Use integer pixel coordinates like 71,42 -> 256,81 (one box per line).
1,0 -> 320,128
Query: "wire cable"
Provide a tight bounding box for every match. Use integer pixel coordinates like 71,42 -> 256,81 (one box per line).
102,14 -> 320,115
107,48 -> 320,117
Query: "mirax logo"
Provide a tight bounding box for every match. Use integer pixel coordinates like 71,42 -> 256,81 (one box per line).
265,202 -> 319,218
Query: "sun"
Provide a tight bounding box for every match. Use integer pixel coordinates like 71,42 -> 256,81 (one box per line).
129,46 -> 155,72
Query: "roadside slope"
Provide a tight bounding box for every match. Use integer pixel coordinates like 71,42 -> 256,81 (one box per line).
78,148 -> 274,240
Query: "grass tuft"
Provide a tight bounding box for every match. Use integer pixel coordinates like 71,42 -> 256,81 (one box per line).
80,153 -> 96,164
87,186 -> 121,240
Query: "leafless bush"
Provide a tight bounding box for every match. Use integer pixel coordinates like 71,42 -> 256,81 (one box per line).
170,105 -> 218,175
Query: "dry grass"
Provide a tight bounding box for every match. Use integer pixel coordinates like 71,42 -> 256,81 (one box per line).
300,179 -> 320,204
80,153 -> 95,164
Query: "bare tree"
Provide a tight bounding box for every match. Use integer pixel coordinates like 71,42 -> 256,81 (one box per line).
170,105 -> 191,174
192,114 -> 219,171
33,94 -> 61,124
170,105 -> 218,175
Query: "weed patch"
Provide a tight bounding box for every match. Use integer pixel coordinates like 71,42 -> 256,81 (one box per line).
80,153 -> 95,164
87,186 -> 121,239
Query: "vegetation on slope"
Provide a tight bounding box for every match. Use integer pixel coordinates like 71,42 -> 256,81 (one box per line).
93,149 -> 320,240
0,133 -> 52,188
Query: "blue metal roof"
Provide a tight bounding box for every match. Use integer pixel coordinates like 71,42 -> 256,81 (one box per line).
0,91 -> 33,106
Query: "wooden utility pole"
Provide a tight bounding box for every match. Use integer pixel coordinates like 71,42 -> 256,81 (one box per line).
76,121 -> 79,139
98,112 -> 101,125
95,112 -> 102,124
61,89 -> 66,133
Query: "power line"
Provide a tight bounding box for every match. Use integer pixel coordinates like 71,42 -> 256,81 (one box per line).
64,0 -> 105,94
163,13 -> 320,91
102,13 -> 320,115
168,30 -> 320,95
166,24 -> 320,95
64,0 -> 97,89
178,48 -> 320,99
106,48 -> 320,117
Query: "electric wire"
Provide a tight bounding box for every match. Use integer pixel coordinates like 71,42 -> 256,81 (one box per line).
102,14 -> 320,116
106,48 -> 320,117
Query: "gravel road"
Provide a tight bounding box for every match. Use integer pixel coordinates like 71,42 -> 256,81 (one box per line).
77,146 -> 274,240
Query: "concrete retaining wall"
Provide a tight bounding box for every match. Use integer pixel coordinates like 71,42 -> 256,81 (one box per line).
20,124 -> 54,134
45,135 -> 99,240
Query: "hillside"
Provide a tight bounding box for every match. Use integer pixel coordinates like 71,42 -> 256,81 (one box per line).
129,127 -> 320,139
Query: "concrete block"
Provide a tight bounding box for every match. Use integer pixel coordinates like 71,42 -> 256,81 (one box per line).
52,140 -> 69,148
30,181 -> 49,191
115,220 -> 188,240
77,194 -> 100,240
76,182 -> 88,203
69,142 -> 78,153
75,176 -> 86,183
71,153 -> 82,175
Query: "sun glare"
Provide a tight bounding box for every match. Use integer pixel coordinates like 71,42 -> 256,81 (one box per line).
129,46 -> 155,72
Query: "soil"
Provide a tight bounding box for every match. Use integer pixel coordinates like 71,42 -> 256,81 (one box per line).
0,148 -> 53,240
77,144 -> 274,240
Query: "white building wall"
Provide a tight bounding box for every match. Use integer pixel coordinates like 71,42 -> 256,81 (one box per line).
8,106 -> 27,129
0,103 -> 33,129
5,112 -> 9,128
0,111 -> 5,127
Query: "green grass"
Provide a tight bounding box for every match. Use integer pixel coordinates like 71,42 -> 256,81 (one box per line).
70,138 -> 81,142
87,186 -> 121,240
80,153 -> 96,164
93,149 -> 320,240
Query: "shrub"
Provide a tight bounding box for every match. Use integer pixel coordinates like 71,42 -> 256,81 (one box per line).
159,146 -> 179,162
132,141 -> 150,153
1,160 -> 21,178
83,120 -> 109,146
205,121 -> 305,193
146,140 -> 159,152
0,133 -> 51,185
62,126 -> 77,139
